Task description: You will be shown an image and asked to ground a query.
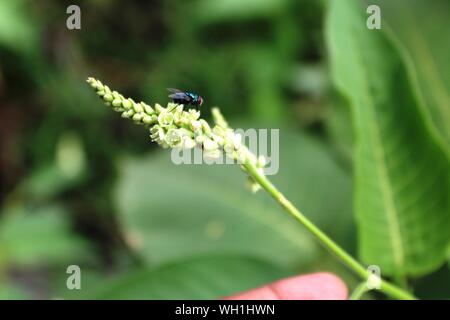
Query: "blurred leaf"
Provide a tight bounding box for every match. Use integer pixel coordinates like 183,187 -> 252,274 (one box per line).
18,165 -> 84,201
196,0 -> 289,24
267,129 -> 354,248
71,255 -> 287,299
325,94 -> 354,165
245,49 -> 285,121
0,0 -> 37,53
0,205 -> 89,267
327,1 -> 450,276
115,129 -> 353,269
372,0 -> 450,149
17,131 -> 87,201
0,283 -> 29,299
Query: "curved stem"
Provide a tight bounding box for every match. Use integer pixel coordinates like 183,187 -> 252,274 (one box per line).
350,282 -> 369,300
243,161 -> 416,300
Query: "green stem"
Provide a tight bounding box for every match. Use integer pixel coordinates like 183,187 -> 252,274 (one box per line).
349,282 -> 369,300
243,161 -> 416,300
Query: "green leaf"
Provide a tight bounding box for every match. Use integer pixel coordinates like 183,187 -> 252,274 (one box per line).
371,0 -> 450,149
0,205 -> 89,267
72,255 -> 287,299
327,1 -> 450,276
115,130 -> 353,269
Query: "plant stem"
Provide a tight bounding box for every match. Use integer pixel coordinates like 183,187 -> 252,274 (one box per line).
243,160 -> 416,300
349,282 -> 369,300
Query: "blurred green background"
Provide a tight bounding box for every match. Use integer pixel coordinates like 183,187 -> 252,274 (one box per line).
0,0 -> 449,299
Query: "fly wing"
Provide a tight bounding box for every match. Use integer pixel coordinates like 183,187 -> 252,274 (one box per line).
167,88 -> 183,94
168,88 -> 191,101
168,92 -> 190,100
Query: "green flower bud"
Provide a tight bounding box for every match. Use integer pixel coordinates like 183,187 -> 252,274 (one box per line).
86,77 -> 98,89
155,103 -> 165,114
142,115 -> 153,124
121,110 -> 134,118
212,107 -> 228,129
112,99 -> 122,107
132,113 -> 143,123
122,99 -> 132,110
96,81 -> 104,91
213,125 -> 226,137
141,102 -> 154,115
200,119 -> 212,135
133,101 -> 144,113
112,91 -> 121,99
103,85 -> 111,95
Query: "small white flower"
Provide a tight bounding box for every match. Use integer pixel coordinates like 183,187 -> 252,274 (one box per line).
203,149 -> 221,159
257,155 -> 266,167
213,125 -> 226,137
191,120 -> 201,132
203,138 -> 219,151
150,125 -> 165,143
165,129 -> 184,147
212,135 -> 225,146
195,135 -> 205,145
188,109 -> 200,120
246,177 -> 261,193
158,111 -> 174,127
233,133 -> 242,149
183,137 -> 196,149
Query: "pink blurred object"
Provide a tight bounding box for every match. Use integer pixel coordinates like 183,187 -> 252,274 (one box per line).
223,272 -> 348,300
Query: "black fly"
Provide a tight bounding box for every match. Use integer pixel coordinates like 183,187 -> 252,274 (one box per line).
168,88 -> 204,107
